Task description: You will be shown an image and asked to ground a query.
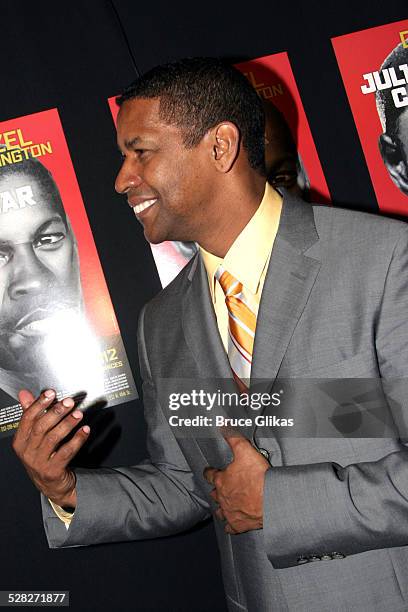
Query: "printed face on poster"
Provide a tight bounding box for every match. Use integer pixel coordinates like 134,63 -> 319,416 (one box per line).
109,51 -> 330,287
0,109 -> 137,438
332,20 -> 408,216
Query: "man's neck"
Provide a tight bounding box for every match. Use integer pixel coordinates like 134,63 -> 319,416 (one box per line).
197,176 -> 267,258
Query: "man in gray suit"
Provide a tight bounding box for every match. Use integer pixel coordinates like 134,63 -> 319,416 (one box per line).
13,58 -> 408,611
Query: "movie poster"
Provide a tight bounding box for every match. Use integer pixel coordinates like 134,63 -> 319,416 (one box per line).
332,20 -> 408,216
0,109 -> 137,438
109,52 -> 329,285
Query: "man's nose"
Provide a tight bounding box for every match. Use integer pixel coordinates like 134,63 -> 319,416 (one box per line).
8,244 -> 53,300
115,160 -> 143,194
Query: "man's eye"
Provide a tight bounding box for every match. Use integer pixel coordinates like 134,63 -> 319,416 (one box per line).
0,251 -> 11,268
33,233 -> 66,249
271,173 -> 297,187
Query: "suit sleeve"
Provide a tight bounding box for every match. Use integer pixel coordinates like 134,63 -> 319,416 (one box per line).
263,224 -> 408,569
41,305 -> 210,548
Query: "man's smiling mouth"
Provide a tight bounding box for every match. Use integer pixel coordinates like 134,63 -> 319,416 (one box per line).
128,197 -> 158,215
134,198 -> 157,215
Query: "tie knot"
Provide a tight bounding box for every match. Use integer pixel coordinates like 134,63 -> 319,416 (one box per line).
215,265 -> 241,297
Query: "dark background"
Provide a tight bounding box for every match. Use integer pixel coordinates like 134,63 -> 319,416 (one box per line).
1,1 -> 407,610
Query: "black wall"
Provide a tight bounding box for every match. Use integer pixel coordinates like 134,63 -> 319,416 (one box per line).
1,2 -> 407,611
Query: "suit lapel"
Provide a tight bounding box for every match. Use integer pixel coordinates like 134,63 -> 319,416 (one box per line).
182,254 -> 232,379
182,255 -> 234,467
251,192 -> 321,384
247,192 -> 321,445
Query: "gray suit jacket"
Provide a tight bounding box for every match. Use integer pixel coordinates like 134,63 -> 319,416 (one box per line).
42,191 -> 408,611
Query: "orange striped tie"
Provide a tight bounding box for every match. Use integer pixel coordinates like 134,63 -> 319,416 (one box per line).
215,266 -> 258,390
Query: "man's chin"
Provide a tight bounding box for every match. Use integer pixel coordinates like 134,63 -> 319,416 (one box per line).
2,358 -> 63,392
1,337 -> 51,375
144,226 -> 188,245
144,228 -> 168,245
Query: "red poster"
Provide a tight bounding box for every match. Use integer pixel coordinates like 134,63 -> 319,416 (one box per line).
0,109 -> 137,437
332,20 -> 408,216
109,52 -> 330,285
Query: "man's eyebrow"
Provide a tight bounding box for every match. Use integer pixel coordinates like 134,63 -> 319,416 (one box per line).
0,216 -> 66,248
124,136 -> 142,149
34,216 -> 66,234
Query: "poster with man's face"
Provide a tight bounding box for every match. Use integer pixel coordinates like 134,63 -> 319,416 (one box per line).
108,51 -> 330,287
332,20 -> 408,216
0,109 -> 137,438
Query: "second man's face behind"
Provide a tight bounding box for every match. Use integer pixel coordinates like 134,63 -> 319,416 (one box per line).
263,100 -> 304,197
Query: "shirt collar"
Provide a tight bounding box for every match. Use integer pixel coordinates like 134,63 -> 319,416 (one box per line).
200,182 -> 282,297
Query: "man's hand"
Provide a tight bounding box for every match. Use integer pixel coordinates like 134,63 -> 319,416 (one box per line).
12,389 -> 90,508
203,436 -> 270,534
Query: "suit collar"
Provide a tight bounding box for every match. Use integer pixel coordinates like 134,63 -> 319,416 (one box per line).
275,188 -> 319,252
251,190 -> 321,383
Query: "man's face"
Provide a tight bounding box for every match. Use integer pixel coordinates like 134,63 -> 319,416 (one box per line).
0,171 -> 81,373
379,108 -> 408,196
264,136 -> 300,196
397,108 -> 408,186
400,107 -> 408,142
264,105 -> 303,197
115,98 -> 214,245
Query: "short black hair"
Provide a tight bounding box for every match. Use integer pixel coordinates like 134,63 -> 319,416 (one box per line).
376,43 -> 408,138
117,57 -> 266,174
0,151 -> 67,223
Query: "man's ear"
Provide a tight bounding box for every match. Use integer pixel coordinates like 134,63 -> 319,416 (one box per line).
379,133 -> 408,194
211,122 -> 240,173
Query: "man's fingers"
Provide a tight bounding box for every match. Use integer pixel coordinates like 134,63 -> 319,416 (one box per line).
29,398 -> 76,444
224,522 -> 238,535
223,434 -> 251,457
18,389 -> 36,410
203,466 -> 218,485
14,390 -> 57,443
51,425 -> 90,467
40,408 -> 85,457
20,389 -> 56,420
215,506 -> 225,522
209,488 -> 219,502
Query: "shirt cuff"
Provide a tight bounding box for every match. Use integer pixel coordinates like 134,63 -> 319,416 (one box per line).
49,500 -> 75,529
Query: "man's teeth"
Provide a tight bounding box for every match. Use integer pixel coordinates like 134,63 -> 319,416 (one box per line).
134,199 -> 157,214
